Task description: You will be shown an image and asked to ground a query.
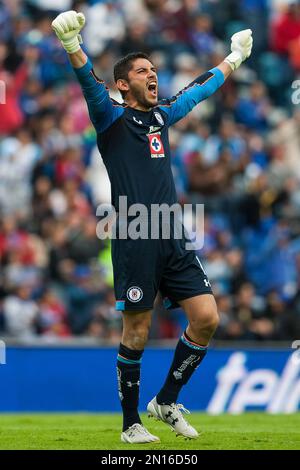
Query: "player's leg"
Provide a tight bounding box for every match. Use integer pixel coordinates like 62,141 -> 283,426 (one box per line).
148,294 -> 218,439
182,293 -> 219,345
148,244 -> 217,438
112,235 -> 161,442
118,309 -> 160,443
156,293 -> 218,405
118,309 -> 151,433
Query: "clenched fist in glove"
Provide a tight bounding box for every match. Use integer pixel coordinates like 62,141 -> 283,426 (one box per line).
51,10 -> 85,54
224,29 -> 253,71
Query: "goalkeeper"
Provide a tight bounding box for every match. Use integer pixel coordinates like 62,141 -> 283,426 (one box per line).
52,11 -> 253,444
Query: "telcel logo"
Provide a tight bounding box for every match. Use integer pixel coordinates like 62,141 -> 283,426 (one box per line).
208,352 -> 300,414
0,340 -> 6,365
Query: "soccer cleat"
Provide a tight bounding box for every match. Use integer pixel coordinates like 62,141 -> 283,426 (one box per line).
147,397 -> 199,439
121,423 -> 160,444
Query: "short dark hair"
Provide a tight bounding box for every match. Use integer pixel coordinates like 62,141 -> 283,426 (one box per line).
114,52 -> 152,98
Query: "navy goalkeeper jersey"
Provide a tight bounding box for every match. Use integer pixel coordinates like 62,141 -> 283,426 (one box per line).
74,59 -> 224,211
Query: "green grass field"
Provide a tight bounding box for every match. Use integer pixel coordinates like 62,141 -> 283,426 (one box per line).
0,413 -> 299,450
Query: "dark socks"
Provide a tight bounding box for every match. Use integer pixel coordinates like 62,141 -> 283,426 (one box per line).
117,343 -> 143,431
156,330 -> 208,405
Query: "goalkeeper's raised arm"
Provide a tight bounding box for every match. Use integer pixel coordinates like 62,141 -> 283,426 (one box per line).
52,10 -> 123,133
158,29 -> 253,125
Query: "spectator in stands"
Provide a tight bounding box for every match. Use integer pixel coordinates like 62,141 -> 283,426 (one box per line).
0,42 -> 28,135
271,0 -> 300,56
234,81 -> 270,132
36,288 -> 70,338
3,285 -> 39,339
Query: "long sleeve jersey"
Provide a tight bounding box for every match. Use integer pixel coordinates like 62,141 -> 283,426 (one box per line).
74,58 -> 224,211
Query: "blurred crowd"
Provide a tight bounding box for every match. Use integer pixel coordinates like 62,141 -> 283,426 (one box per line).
0,0 -> 300,343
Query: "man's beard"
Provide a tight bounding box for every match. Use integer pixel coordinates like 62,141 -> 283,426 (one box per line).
130,83 -> 156,109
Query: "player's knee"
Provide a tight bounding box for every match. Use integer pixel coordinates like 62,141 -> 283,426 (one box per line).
207,308 -> 220,334
130,326 -> 150,349
189,304 -> 219,336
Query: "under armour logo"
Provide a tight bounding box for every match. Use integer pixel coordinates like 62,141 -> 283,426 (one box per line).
126,380 -> 140,388
164,411 -> 179,426
204,279 -> 211,287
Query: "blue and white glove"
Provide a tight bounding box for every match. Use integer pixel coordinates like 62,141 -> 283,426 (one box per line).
224,29 -> 253,71
51,10 -> 85,54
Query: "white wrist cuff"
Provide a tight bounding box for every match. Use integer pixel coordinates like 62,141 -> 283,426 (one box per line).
224,51 -> 243,71
61,34 -> 82,54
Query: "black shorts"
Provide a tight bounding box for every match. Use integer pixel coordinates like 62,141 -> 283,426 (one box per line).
112,231 -> 212,312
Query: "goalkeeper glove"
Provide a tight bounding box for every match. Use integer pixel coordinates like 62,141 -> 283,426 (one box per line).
224,29 -> 253,71
51,10 -> 85,54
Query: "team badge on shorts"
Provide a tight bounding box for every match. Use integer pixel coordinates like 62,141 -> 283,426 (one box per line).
127,286 -> 143,303
147,132 -> 165,158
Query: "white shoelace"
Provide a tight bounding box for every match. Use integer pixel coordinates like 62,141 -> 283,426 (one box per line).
175,404 -> 190,415
129,423 -> 150,436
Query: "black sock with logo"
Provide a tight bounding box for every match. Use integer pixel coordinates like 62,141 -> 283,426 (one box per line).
117,343 -> 144,431
156,331 -> 208,405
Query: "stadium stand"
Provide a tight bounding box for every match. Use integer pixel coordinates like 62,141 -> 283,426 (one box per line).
0,0 -> 300,343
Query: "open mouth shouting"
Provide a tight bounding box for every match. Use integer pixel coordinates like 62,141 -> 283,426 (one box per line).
147,80 -> 158,99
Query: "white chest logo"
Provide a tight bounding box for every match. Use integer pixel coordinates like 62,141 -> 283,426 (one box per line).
133,117 -> 143,125
154,111 -> 164,126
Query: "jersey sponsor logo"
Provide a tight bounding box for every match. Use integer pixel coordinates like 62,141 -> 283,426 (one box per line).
133,117 -> 143,125
147,132 -> 165,158
154,111 -> 164,126
149,125 -> 161,133
127,286 -> 143,303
